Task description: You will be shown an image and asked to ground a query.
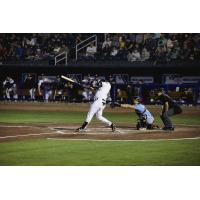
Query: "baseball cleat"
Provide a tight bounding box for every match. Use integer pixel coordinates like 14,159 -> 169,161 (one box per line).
162,126 -> 175,131
153,125 -> 160,129
139,128 -> 147,131
111,123 -> 116,132
75,127 -> 87,132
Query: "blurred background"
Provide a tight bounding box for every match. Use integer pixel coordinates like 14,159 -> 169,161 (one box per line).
1,33 -> 200,105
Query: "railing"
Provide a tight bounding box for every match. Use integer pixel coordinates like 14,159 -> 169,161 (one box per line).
55,51 -> 68,65
75,35 -> 97,60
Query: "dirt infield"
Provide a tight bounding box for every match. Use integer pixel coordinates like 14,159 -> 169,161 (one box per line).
0,102 -> 200,142
0,122 -> 200,142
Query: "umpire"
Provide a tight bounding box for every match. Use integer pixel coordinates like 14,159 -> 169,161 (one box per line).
157,88 -> 182,131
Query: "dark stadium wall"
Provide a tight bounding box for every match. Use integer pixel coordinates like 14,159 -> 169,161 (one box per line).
1,64 -> 200,100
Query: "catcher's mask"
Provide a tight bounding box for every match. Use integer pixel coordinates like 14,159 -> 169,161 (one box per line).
133,96 -> 142,104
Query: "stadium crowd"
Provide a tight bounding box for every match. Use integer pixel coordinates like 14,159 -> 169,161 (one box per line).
0,33 -> 200,64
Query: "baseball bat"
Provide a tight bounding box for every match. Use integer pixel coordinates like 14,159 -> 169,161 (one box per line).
61,75 -> 76,84
61,75 -> 94,90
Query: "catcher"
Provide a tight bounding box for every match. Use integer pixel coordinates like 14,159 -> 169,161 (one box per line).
114,96 -> 159,130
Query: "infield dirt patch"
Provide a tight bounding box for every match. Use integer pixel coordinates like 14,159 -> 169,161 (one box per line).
0,123 -> 200,142
0,102 -> 200,142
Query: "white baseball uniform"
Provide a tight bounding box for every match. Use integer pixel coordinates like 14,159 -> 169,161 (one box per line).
85,81 -> 112,126
3,78 -> 18,100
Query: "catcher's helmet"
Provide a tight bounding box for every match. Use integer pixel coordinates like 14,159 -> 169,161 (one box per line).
133,96 -> 142,102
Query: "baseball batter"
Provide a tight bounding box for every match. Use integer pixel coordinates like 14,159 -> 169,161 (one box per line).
76,79 -> 116,132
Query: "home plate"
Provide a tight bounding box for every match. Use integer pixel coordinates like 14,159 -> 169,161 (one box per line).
48,126 -> 162,135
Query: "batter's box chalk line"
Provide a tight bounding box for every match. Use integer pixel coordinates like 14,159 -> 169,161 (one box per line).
47,126 -> 145,135
46,137 -> 200,142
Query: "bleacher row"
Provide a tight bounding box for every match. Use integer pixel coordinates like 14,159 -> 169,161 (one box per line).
1,33 -> 200,65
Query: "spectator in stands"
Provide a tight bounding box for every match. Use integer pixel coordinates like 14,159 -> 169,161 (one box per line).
166,37 -> 174,49
16,44 -> 24,60
119,36 -> 126,50
145,36 -> 157,54
135,33 -> 143,44
53,44 -> 61,54
7,45 -> 15,60
170,47 -> 180,60
128,33 -> 136,42
1,33 -> 200,64
195,38 -> 200,50
25,46 -> 35,60
179,43 -> 190,60
171,34 -> 179,47
76,34 -> 82,44
111,34 -> 120,48
127,49 -> 141,62
141,47 -> 150,61
153,33 -> 161,39
35,47 -> 42,60
86,43 -> 97,58
166,48 -> 172,62
126,40 -> 134,52
155,45 -> 167,63
60,44 -> 69,53
102,37 -> 112,49
102,44 -> 111,57
143,33 -> 151,43
28,34 -> 37,46
110,46 -> 118,57
193,47 -> 200,60
157,34 -> 167,47
0,43 -> 7,61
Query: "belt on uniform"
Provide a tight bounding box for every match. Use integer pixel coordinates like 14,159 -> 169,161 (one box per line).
142,109 -> 147,114
94,97 -> 106,102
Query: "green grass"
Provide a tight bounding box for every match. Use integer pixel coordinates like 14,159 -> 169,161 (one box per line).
0,109 -> 200,166
0,139 -> 200,165
0,110 -> 200,125
0,110 -> 85,123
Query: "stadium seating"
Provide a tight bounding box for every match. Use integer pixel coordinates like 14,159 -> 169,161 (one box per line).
0,33 -> 200,65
